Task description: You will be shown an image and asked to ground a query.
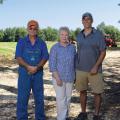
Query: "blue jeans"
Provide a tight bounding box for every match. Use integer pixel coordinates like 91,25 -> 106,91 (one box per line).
17,71 -> 45,120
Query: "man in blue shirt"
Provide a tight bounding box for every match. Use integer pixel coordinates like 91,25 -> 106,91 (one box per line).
75,13 -> 106,120
15,20 -> 49,120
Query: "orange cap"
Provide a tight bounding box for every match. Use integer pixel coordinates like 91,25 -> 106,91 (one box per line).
27,20 -> 39,29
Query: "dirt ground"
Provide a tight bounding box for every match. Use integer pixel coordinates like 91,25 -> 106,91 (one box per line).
0,50 -> 120,120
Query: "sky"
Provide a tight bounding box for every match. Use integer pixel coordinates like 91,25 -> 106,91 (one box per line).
0,0 -> 120,30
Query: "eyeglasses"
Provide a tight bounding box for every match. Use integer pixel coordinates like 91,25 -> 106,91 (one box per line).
29,27 -> 38,31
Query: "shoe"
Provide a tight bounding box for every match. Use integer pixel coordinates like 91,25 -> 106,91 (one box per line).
66,118 -> 71,120
93,115 -> 100,120
74,112 -> 88,120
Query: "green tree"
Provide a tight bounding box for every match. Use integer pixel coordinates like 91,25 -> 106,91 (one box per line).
3,28 -> 16,42
38,29 -> 46,40
0,29 -> 4,41
42,27 -> 58,41
104,25 -> 120,42
74,27 -> 81,36
15,27 -> 27,41
97,22 -> 105,33
0,0 -> 5,4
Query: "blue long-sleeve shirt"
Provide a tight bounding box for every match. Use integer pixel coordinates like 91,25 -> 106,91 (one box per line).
49,42 -> 76,82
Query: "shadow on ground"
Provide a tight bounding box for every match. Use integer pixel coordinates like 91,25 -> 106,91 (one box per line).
0,55 -> 120,120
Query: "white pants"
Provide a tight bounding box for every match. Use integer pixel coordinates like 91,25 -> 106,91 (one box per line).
52,78 -> 73,120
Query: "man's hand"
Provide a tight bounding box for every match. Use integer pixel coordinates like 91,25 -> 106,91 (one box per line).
27,65 -> 37,74
90,50 -> 106,75
90,65 -> 98,75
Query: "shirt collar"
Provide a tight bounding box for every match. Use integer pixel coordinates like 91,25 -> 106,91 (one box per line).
58,42 -> 70,47
81,27 -> 96,34
26,35 -> 39,43
81,27 -> 96,38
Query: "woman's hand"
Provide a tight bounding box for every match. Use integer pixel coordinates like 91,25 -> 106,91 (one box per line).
56,79 -> 63,86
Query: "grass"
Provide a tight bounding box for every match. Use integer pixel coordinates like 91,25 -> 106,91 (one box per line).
107,47 -> 120,50
0,41 -> 56,59
0,41 -> 120,59
45,41 -> 57,51
0,42 -> 16,59
106,42 -> 120,50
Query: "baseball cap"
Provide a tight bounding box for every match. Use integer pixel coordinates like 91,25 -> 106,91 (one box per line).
27,20 -> 39,29
82,12 -> 93,21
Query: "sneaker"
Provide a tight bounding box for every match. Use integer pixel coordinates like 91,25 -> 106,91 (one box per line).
66,118 -> 71,120
74,112 -> 88,120
93,115 -> 100,120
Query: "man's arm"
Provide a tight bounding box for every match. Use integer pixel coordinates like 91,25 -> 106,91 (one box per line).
16,57 -> 29,69
37,41 -> 49,71
90,50 -> 106,74
95,50 -> 106,67
37,59 -> 48,71
16,57 -> 37,74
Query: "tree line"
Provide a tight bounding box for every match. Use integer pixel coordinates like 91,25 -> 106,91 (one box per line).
0,27 -> 80,42
0,23 -> 120,42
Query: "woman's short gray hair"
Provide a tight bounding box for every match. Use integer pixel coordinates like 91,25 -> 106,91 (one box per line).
59,26 -> 70,35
